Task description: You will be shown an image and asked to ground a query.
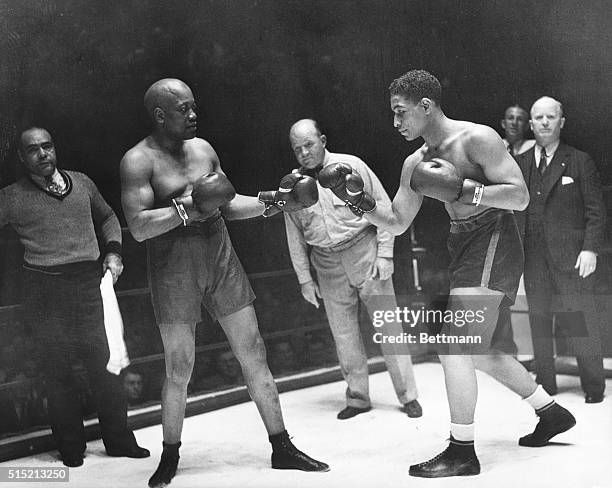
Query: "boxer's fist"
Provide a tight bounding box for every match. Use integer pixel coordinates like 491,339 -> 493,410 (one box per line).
191,172 -> 236,214
318,162 -> 353,195
410,158 -> 484,205
318,163 -> 376,216
258,171 -> 318,217
410,159 -> 463,203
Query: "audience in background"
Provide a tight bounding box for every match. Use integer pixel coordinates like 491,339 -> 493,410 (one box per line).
501,105 -> 535,156
123,368 -> 145,407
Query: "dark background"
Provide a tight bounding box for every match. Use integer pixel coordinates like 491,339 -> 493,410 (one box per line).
1,0 -> 611,213
0,0 -> 611,449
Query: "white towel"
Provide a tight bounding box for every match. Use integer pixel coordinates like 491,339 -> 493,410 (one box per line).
100,270 -> 130,375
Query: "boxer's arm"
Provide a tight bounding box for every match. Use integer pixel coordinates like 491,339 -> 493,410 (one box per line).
356,161 -> 395,258
364,156 -> 423,236
221,194 -> 264,220
464,126 -> 529,211
120,151 -> 184,242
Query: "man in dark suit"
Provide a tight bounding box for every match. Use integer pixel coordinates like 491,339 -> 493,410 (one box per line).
515,96 -> 606,403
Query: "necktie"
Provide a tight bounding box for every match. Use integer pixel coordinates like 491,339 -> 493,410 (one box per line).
538,148 -> 547,176
507,143 -> 514,156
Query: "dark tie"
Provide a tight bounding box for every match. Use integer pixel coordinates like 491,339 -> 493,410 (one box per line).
507,143 -> 514,156
538,148 -> 547,175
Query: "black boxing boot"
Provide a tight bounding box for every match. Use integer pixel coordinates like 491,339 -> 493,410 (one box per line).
269,430 -> 330,472
409,437 -> 480,478
148,441 -> 181,488
519,402 -> 576,447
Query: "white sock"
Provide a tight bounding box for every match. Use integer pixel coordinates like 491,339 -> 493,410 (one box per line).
450,422 -> 475,442
524,385 -> 554,412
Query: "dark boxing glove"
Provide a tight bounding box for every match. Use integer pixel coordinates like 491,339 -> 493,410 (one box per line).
191,172 -> 237,214
258,171 -> 319,218
410,158 -> 484,206
318,162 -> 376,217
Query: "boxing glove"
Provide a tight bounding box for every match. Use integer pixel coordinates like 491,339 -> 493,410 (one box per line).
410,158 -> 484,205
191,172 -> 237,214
258,171 -> 319,218
318,162 -> 376,217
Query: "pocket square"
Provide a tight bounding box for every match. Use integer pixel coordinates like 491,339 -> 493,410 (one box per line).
561,176 -> 574,185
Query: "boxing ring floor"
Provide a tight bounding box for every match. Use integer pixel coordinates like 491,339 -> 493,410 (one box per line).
2,362 -> 611,488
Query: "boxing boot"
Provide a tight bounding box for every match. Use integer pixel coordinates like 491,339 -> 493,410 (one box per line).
269,430 -> 329,472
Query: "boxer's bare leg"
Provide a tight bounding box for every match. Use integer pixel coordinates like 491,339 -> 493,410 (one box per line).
218,306 -> 284,434
158,322 -> 196,443
474,354 -> 538,397
438,355 -> 478,424
149,323 -> 196,488
219,305 -> 329,472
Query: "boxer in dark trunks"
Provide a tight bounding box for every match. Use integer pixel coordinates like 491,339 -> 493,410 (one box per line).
320,70 -> 576,478
120,78 -> 328,488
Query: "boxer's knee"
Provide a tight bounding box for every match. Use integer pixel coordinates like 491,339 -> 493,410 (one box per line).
239,332 -> 268,368
165,347 -> 195,386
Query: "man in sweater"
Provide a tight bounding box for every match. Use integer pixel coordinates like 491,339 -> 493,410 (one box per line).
0,127 -> 149,467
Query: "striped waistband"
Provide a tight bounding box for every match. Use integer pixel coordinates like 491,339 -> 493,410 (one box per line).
449,208 -> 512,233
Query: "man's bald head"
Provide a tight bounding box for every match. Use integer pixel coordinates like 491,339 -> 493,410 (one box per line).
143,78 -> 192,121
289,119 -> 327,170
530,96 -> 563,118
289,119 -> 322,141
530,96 -> 565,146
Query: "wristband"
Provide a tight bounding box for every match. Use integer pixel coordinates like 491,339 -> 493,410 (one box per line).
472,185 -> 484,206
172,198 -> 189,226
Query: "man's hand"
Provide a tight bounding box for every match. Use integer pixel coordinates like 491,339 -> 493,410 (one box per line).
103,253 -> 124,284
575,250 -> 597,278
371,257 -> 394,281
300,280 -> 322,308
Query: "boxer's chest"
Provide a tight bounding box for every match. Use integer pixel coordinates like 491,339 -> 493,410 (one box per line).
151,156 -> 215,201
424,140 -> 486,183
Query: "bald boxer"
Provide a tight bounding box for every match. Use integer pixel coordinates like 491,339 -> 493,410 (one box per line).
120,79 -> 328,488
284,119 -> 422,420
334,70 -> 576,477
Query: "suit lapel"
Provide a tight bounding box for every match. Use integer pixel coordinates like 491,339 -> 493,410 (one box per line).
519,147 -> 535,189
542,144 -> 570,198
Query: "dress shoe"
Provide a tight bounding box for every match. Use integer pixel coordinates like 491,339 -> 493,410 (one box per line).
519,402 -> 576,447
585,393 -> 604,404
62,454 -> 83,468
271,431 -> 329,472
337,405 -> 371,420
402,400 -> 423,418
107,444 -> 151,458
409,441 -> 480,478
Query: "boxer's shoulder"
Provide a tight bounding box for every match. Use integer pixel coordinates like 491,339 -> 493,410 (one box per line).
186,137 -> 219,162
461,122 -> 503,149
120,143 -> 155,182
400,146 -> 427,187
